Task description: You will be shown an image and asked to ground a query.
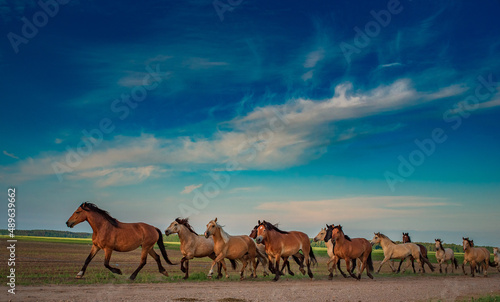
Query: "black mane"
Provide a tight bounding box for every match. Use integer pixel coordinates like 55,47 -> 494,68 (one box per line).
81,202 -> 118,227
325,225 -> 351,242
175,217 -> 198,235
261,221 -> 289,234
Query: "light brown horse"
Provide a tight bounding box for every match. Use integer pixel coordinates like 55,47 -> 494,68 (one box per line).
66,202 -> 174,280
255,220 -> 317,281
204,218 -> 258,280
462,237 -> 495,277
325,225 -> 373,280
250,224 -> 302,276
314,226 -> 355,279
165,218 -> 222,279
434,239 -> 458,274
494,247 -> 500,272
396,232 -> 431,273
370,232 -> 434,274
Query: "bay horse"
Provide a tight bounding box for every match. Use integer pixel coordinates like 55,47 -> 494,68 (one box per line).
325,225 -> 373,280
434,239 -> 458,274
165,218 -> 222,279
204,218 -> 259,280
250,224 -> 303,276
462,237 -> 496,277
66,202 -> 175,280
396,232 -> 431,273
315,225 -> 356,279
370,232 -> 434,274
255,220 -> 317,281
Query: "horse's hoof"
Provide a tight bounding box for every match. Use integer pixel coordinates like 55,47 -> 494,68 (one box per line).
161,271 -> 169,277
263,272 -> 269,277
207,275 -> 212,279
129,276 -> 136,281
328,276 -> 333,280
75,275 -> 83,279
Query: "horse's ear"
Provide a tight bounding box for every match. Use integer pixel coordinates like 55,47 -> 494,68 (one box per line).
326,224 -> 328,228
258,220 -> 261,224
215,217 -> 218,222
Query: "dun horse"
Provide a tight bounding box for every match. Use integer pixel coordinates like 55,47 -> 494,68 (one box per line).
434,239 -> 458,273
325,225 -> 373,280
370,232 -> 434,274
66,202 -> 174,280
165,218 -> 222,279
396,232 -> 431,273
204,218 -> 259,280
255,220 -> 317,281
462,237 -> 496,277
494,247 -> 500,272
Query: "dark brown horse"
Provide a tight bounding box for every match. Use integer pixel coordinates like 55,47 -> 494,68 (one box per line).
255,220 -> 317,281
249,224 -> 304,276
396,232 -> 431,273
66,202 -> 175,280
325,225 -> 373,280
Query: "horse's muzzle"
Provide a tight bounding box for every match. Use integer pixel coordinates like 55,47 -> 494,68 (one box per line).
255,236 -> 263,244
204,231 -> 210,238
66,220 -> 74,228
165,230 -> 172,236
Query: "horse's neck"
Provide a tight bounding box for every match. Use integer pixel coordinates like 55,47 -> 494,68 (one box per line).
335,233 -> 347,246
380,237 -> 394,250
178,226 -> 197,243
86,213 -> 111,233
213,227 -> 229,245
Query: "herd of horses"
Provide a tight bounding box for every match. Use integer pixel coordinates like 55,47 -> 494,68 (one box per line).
65,202 -> 499,281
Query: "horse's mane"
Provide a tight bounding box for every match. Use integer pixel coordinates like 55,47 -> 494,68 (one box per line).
175,217 -> 198,235
376,233 -> 396,244
261,221 -> 289,234
214,221 -> 231,243
81,202 -> 118,227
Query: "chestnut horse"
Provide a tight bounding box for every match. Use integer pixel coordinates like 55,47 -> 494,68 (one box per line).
325,225 -> 373,280
434,239 -> 458,274
250,224 -> 303,276
396,232 -> 432,273
255,220 -> 317,281
165,218 -> 222,279
316,225 -> 355,279
204,218 -> 259,280
462,237 -> 496,277
370,232 -> 434,274
66,202 -> 174,280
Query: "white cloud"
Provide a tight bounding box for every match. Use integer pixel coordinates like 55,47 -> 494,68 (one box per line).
303,49 -> 325,68
181,184 -> 202,194
3,150 -> 19,160
70,165 -> 166,187
54,138 -> 63,144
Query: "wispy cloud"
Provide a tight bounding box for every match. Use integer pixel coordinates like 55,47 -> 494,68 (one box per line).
181,184 -> 202,194
3,150 -> 19,160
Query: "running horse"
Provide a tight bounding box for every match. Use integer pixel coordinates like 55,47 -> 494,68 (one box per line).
396,232 -> 432,273
370,232 -> 434,274
250,224 -> 303,276
66,202 -> 175,280
255,220 -> 317,281
315,225 -> 356,279
434,239 -> 458,274
204,218 -> 259,280
165,218 -> 223,279
325,225 -> 373,280
462,237 -> 496,277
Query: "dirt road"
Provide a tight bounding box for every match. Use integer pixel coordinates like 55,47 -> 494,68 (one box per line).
12,274 -> 500,302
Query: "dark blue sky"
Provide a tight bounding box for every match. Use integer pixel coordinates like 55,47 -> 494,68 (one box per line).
1,0 -> 499,244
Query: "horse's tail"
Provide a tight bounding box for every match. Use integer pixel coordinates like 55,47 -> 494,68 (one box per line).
420,252 -> 434,272
155,228 -> 176,265
309,246 -> 318,266
453,257 -> 459,269
229,259 -> 238,270
367,251 -> 374,272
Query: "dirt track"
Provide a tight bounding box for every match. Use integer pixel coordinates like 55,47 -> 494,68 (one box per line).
11,274 -> 500,302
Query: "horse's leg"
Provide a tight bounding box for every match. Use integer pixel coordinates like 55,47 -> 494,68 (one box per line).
180,257 -> 187,273
240,258 -> 248,281
396,259 -> 404,273
462,259 -> 468,275
207,260 -> 218,278
273,255 -> 281,281
376,256 -> 391,274
388,258 -> 397,273
411,257 -> 417,273
129,247 -> 149,280
279,257 -> 288,276
470,261 -> 476,277
103,248 -> 122,275
285,257 -> 295,276
305,252 -> 313,279
76,244 -> 100,278
345,257 -> 358,280
148,249 -> 168,277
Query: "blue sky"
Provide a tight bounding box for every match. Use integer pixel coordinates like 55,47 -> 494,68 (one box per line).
1,0 -> 500,245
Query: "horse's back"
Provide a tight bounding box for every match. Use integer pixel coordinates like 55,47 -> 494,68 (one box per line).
99,221 -> 158,252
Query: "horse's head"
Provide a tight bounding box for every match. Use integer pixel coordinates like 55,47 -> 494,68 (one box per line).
324,224 -> 334,242
331,225 -> 343,241
402,232 -> 410,243
434,239 -> 442,250
462,237 -> 471,251
370,232 -> 382,246
313,228 -> 326,242
494,247 -> 499,256
255,220 -> 268,244
249,224 -> 259,239
165,219 -> 181,236
204,218 -> 219,238
66,202 -> 90,228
